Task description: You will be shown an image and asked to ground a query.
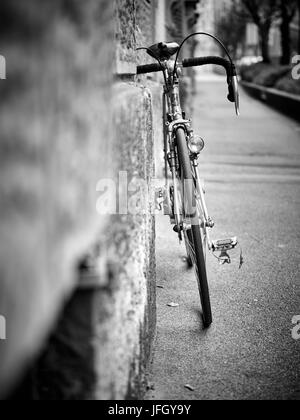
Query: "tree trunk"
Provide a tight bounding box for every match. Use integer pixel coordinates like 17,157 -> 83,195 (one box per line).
280,1 -> 291,65
259,25 -> 271,63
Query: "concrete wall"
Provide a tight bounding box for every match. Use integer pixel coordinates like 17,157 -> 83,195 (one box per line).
0,0 -> 157,400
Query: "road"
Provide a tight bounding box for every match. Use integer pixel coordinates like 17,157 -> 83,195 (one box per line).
146,75 -> 300,400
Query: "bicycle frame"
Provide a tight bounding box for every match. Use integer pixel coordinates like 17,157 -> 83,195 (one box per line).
162,61 -> 214,251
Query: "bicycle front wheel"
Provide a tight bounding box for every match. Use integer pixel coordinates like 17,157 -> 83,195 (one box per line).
176,127 -> 212,328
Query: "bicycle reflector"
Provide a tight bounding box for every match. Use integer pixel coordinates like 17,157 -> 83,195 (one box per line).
188,135 -> 205,154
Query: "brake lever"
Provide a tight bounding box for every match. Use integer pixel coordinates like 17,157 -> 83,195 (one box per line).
227,67 -> 240,116
232,75 -> 240,116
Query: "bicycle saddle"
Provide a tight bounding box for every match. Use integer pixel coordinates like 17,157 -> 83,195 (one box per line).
147,42 -> 180,61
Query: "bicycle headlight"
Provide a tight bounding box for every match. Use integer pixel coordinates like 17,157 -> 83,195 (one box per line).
188,135 -> 205,154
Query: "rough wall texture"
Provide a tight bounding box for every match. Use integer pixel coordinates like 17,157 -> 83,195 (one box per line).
32,85 -> 156,400
115,0 -> 136,72
136,0 -> 155,46
0,0 -> 114,396
115,0 -> 157,73
0,0 -> 156,400
94,85 -> 156,399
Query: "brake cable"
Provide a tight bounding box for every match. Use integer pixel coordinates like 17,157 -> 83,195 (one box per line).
172,32 -> 234,81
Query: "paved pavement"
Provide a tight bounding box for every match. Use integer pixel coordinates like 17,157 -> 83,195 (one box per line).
146,75 -> 300,400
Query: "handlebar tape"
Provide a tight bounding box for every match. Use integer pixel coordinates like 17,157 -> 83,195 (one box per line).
136,63 -> 162,75
183,57 -> 236,103
183,56 -> 233,75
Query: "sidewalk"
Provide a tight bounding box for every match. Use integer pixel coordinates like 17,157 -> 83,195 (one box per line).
146,76 -> 300,400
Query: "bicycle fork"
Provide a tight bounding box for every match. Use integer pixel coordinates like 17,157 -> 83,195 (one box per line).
169,145 -> 182,234
192,159 -> 214,251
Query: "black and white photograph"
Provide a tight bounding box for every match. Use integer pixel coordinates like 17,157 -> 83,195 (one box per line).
0,0 -> 300,404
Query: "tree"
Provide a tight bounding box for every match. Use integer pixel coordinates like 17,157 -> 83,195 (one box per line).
215,3 -> 246,59
279,0 -> 297,64
233,0 -> 280,63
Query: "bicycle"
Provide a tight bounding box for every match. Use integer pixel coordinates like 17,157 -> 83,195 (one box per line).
137,32 -> 241,329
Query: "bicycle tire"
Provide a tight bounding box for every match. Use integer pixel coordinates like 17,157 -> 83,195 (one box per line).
176,127 -> 212,328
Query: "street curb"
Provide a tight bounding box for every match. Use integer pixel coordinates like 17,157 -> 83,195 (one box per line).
241,81 -> 300,122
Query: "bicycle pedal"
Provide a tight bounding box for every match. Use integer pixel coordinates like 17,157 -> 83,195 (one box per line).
212,237 -> 238,252
212,237 -> 244,268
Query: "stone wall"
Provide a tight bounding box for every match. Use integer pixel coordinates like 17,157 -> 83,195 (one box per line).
32,84 -> 156,400
0,0 -> 114,396
0,0 -> 157,400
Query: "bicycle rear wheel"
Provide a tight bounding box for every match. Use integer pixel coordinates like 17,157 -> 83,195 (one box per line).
176,127 -> 212,328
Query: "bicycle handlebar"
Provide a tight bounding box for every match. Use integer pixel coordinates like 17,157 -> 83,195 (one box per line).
136,56 -> 239,110
137,56 -> 235,75
137,63 -> 162,74
182,56 -> 234,76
